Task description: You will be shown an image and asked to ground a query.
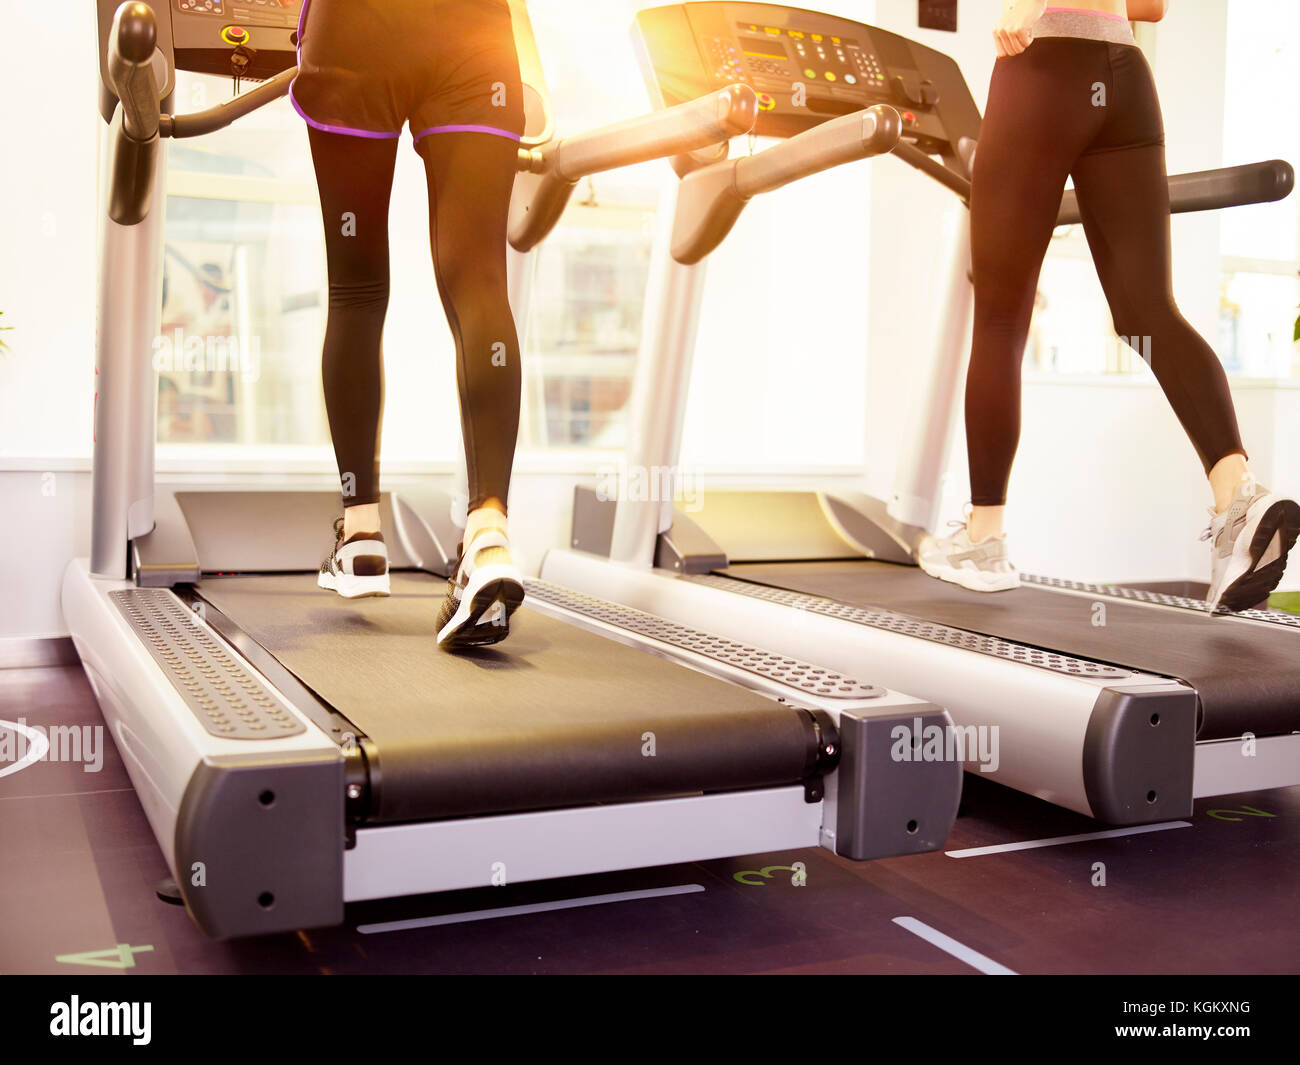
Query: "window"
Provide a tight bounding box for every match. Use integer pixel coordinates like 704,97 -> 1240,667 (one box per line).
158,73 -> 331,462
1218,0 -> 1300,378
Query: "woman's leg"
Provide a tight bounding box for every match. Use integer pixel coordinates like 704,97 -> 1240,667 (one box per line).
1070,140 -> 1248,511
965,51 -> 1096,542
307,127 -> 399,536
415,131 -> 521,539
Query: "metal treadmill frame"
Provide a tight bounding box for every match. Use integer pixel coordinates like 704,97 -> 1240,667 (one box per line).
541,2 -> 1300,824
63,1 -> 961,938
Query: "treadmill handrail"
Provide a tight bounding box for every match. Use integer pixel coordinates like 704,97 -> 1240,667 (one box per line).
108,1 -> 160,143
891,142 -> 1294,224
1057,158 -> 1295,225
518,83 -> 758,179
508,84 -> 759,252
892,140 -> 972,203
160,67 -> 297,138
671,104 -> 903,265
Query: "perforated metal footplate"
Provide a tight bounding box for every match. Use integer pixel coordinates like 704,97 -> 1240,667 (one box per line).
1024,574 -> 1300,629
689,574 -> 1131,680
110,590 -> 305,740
524,580 -> 883,699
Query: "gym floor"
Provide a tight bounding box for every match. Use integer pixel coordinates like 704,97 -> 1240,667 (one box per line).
2,657 -> 1296,976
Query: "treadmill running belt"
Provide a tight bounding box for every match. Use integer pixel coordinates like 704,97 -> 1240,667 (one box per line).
198,573 -> 819,823
722,560 -> 1300,740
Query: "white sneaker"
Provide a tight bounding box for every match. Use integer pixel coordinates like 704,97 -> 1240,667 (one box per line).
917,519 -> 1020,593
1203,474 -> 1299,614
317,517 -> 390,598
435,527 -> 525,649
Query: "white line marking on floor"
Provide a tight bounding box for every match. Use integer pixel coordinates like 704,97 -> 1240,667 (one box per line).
0,719 -> 51,780
893,916 -> 1017,975
944,820 -> 1193,858
357,884 -> 706,934
0,788 -> 135,801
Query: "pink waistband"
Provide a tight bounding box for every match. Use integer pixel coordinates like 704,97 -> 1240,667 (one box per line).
1045,6 -> 1130,21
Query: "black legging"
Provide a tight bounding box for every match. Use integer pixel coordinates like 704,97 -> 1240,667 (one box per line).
966,36 -> 1246,507
308,127 -> 521,513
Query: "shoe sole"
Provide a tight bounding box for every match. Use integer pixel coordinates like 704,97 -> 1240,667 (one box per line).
1213,498 -> 1300,614
438,576 -> 526,649
918,556 -> 1020,593
317,570 -> 391,599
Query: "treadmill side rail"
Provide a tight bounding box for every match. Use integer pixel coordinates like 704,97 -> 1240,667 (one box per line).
1083,686 -> 1198,824
832,703 -> 961,860
176,751 -> 346,938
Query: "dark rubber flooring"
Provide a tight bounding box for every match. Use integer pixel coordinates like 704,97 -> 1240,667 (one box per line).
2,662 -> 1297,974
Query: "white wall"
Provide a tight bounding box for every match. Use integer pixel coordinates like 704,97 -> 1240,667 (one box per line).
0,8 -> 100,461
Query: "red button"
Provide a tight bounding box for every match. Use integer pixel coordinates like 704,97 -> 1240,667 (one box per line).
903,110 -> 916,125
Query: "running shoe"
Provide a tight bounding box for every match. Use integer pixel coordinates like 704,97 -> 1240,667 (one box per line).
318,517 -> 390,598
435,526 -> 525,649
916,519 -> 1020,592
1203,474 -> 1299,614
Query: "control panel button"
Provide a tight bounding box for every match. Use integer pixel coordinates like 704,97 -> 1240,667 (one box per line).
757,92 -> 776,111
221,25 -> 249,44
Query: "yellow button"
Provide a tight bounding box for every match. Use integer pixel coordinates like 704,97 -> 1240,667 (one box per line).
812,33 -> 823,42
824,71 -> 836,81
804,68 -> 816,78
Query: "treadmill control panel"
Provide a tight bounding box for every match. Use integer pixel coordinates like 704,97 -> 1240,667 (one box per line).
634,2 -> 980,154
97,0 -> 301,110
169,0 -> 302,80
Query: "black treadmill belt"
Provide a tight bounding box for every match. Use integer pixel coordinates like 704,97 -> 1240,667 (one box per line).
198,573 -> 817,823
723,560 -> 1300,740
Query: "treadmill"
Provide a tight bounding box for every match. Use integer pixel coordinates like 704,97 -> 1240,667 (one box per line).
63,0 -> 961,938
543,2 -> 1300,825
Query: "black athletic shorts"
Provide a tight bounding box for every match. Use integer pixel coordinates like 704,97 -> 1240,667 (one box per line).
289,0 -> 525,145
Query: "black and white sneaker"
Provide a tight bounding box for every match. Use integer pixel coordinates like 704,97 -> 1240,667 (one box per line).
435,527 -> 525,649
318,517 -> 390,599
1203,474 -> 1299,614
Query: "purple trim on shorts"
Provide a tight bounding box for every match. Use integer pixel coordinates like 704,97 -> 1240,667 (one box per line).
290,0 -> 400,139
411,123 -> 523,142
289,85 -> 403,138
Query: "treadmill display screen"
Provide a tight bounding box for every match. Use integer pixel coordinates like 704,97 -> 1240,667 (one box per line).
739,35 -> 789,60
737,22 -> 867,87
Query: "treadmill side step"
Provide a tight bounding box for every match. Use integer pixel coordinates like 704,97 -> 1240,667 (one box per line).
694,574 -> 1132,680
110,589 -> 305,740
525,579 -> 883,699
1024,573 -> 1300,629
